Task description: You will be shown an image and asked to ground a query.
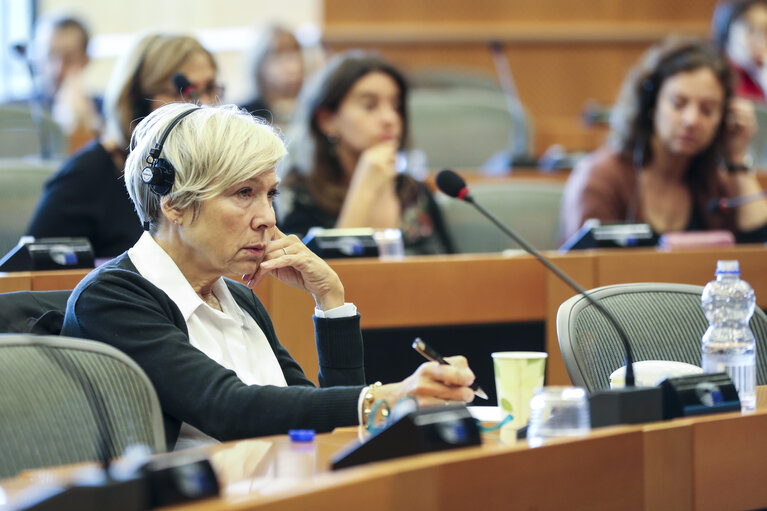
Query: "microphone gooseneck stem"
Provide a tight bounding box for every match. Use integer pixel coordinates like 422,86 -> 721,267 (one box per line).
465,195 -> 637,386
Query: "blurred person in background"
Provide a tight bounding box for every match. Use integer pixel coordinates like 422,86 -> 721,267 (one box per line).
560,37 -> 767,244
26,14 -> 102,150
712,0 -> 767,102
240,25 -> 306,130
62,102 -> 476,450
279,51 -> 454,255
26,33 -> 223,259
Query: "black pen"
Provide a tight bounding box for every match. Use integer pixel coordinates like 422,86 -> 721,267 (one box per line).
412,337 -> 488,400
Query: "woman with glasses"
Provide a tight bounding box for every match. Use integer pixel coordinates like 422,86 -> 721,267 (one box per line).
27,33 -> 223,259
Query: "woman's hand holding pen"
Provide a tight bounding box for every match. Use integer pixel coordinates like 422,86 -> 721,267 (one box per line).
375,356 -> 476,408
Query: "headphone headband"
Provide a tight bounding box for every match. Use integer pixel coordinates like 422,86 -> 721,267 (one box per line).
148,106 -> 201,161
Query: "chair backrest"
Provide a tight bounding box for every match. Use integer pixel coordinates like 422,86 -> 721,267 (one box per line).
408,87 -> 532,170
0,334 -> 166,477
748,103 -> 767,170
0,289 -> 71,335
0,103 -> 66,159
0,157 -> 61,256
409,69 -> 503,92
436,179 -> 564,253
557,282 -> 767,392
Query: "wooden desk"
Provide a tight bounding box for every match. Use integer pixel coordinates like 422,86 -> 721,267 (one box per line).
2,245 -> 766,388
4,388 -> 767,511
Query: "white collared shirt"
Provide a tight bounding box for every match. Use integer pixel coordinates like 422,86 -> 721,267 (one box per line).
129,232 -> 288,388
127,232 -> 360,449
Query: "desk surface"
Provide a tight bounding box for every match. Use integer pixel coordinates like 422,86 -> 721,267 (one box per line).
3,388 -> 767,511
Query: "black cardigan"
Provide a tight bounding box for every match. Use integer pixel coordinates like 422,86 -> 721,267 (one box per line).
62,253 -> 365,449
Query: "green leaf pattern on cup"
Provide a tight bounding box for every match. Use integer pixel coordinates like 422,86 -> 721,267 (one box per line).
500,397 -> 513,413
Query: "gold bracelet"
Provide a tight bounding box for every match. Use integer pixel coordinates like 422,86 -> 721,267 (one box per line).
362,381 -> 384,425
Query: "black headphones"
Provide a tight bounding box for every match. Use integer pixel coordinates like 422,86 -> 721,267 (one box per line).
141,106 -> 201,196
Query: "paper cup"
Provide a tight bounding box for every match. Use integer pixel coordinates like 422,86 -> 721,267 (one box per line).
492,352 -> 548,436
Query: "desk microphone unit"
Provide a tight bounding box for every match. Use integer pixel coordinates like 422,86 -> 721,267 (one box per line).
0,237 -> 94,272
661,372 -> 740,419
560,220 -> 656,251
331,405 -> 481,470
302,227 -> 379,259
435,169 -> 741,428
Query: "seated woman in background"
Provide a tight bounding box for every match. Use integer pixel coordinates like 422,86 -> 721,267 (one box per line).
239,25 -> 306,130
279,51 -> 454,255
712,0 -> 767,102
560,37 -> 767,244
27,33 -> 222,259
62,103 -> 475,450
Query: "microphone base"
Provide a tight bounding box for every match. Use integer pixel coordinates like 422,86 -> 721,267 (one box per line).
589,386 -> 664,428
331,405 -> 481,470
17,475 -> 148,511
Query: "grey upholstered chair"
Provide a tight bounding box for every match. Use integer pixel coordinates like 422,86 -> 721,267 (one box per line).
556,283 -> 767,392
436,180 -> 564,253
0,334 -> 165,477
0,157 -> 62,256
408,87 -> 532,170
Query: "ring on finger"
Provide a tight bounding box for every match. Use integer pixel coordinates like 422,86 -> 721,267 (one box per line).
282,247 -> 288,256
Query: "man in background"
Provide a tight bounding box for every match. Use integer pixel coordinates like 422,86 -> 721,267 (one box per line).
30,14 -> 102,149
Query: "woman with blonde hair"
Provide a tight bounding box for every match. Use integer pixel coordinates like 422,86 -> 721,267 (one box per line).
62,103 -> 476,449
27,33 -> 222,258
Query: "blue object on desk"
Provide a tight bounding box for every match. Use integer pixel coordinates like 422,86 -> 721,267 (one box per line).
288,429 -> 316,442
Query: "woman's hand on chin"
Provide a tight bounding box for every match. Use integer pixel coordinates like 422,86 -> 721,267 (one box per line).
243,228 -> 345,310
724,97 -> 757,165
350,141 -> 398,193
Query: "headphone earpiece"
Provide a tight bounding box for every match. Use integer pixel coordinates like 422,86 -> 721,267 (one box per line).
141,106 -> 201,197
141,158 -> 176,196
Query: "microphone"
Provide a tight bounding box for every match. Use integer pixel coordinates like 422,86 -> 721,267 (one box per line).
10,41 -> 54,159
436,169 -> 667,427
486,41 -> 536,168
171,73 -> 199,104
707,190 -> 767,213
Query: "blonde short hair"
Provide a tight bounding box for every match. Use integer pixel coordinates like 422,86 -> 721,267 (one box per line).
102,33 -> 216,145
125,103 -> 286,232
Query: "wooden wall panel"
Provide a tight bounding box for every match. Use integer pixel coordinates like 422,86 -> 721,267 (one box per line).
323,0 -> 720,155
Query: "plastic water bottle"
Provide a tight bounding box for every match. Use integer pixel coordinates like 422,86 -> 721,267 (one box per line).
701,260 -> 757,411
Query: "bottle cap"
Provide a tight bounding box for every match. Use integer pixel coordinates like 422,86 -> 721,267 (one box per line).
288,429 -> 315,442
716,260 -> 740,275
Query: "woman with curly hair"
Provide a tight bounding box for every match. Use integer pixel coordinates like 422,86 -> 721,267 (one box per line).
560,37 -> 767,244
